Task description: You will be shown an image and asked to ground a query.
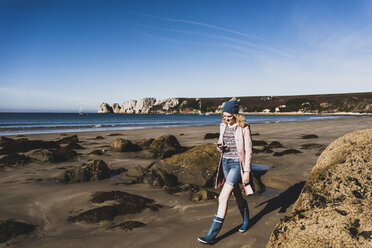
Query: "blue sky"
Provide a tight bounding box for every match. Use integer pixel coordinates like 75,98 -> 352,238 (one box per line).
0,0 -> 371,112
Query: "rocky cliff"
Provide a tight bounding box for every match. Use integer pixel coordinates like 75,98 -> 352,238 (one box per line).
266,129 -> 372,248
98,92 -> 372,114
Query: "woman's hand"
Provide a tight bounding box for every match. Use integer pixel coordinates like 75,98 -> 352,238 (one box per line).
216,143 -> 224,153
242,171 -> 250,185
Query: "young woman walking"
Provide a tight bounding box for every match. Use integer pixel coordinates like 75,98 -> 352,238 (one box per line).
198,100 -> 253,244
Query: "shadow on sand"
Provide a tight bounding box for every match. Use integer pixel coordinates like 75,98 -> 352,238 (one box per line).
214,181 -> 306,244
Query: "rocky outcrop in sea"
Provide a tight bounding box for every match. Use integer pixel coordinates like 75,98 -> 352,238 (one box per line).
98,92 -> 372,114
266,129 -> 372,248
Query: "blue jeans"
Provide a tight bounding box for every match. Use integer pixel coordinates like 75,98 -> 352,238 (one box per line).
221,157 -> 241,186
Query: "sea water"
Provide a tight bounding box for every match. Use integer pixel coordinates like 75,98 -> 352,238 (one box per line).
0,113 -> 349,136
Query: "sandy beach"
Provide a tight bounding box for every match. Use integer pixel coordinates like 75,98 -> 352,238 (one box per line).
1,116 -> 371,248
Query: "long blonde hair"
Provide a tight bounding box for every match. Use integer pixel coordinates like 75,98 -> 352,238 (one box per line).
222,114 -> 247,128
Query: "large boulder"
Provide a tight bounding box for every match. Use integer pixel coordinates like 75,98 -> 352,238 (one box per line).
152,144 -> 219,187
57,160 -> 110,183
266,129 -> 372,248
111,138 -> 141,152
148,135 -> 181,158
0,219 -> 36,243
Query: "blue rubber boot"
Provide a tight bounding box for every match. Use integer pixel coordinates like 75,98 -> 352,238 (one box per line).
198,216 -> 224,244
238,207 -> 249,232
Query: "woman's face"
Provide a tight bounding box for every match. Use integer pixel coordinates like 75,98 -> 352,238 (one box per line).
223,112 -> 236,124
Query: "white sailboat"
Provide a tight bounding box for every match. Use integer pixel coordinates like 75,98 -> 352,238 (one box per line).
79,106 -> 88,116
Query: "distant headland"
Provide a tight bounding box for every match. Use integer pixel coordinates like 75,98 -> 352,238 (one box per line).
98,92 -> 372,115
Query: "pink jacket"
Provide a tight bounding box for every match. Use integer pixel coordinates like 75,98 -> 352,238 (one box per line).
214,122 -> 253,195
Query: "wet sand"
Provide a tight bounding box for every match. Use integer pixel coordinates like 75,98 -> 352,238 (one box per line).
1,116 -> 371,248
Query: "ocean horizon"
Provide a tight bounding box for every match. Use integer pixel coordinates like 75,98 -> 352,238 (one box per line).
0,113 -> 350,136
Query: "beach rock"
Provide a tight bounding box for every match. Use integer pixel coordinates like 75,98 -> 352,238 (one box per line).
112,103 -> 121,113
57,135 -> 79,144
95,136 -> 104,140
0,136 -> 14,147
0,138 -> 59,155
273,149 -> 302,156
301,134 -> 319,139
126,166 -> 147,179
268,141 -> 284,148
114,221 -> 146,231
149,135 -> 181,158
204,133 -> 220,139
69,191 -> 155,223
301,143 -> 327,156
89,149 -> 104,155
0,219 -> 36,243
152,144 -> 219,187
135,150 -> 157,159
98,103 -> 113,113
142,168 -> 178,187
301,143 -> 326,150
0,154 -> 31,170
107,133 -> 123,136
134,138 -> 155,149
30,147 -> 77,163
65,142 -> 85,150
253,147 -> 274,154
29,149 -> 54,162
111,138 -> 141,152
57,159 -> 110,183
190,189 -> 219,201
252,140 -> 268,146
266,129 -> 372,248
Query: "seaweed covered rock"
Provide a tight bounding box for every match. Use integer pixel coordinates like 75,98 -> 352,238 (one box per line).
148,135 -> 181,158
273,149 -> 301,156
114,221 -> 146,231
0,138 -> 59,155
57,159 -> 110,183
65,142 -> 85,150
111,138 -> 141,152
190,189 -> 219,201
56,135 -> 79,144
126,166 -> 147,179
30,147 -> 77,162
0,154 -> 31,170
68,191 -> 156,223
0,219 -> 36,243
266,129 -> 372,248
152,144 -> 219,187
133,138 -> 155,150
142,168 -> 178,187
